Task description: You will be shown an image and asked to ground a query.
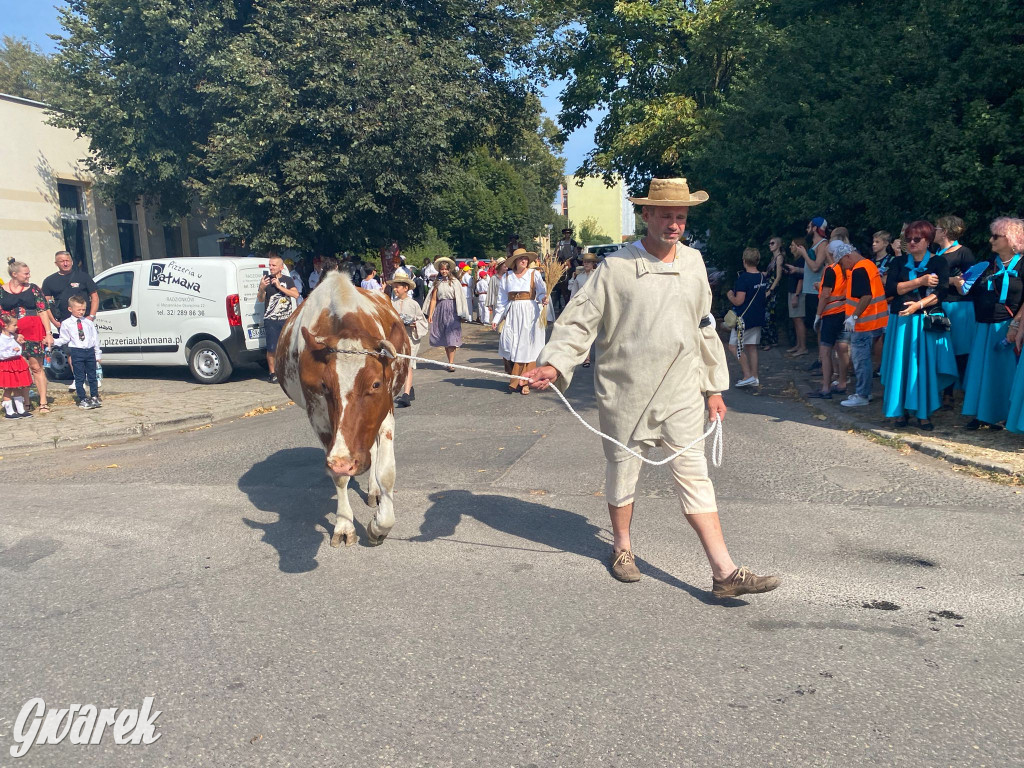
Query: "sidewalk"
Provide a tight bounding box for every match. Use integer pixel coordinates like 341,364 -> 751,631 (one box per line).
736,335 -> 1024,481
0,364 -> 293,455
0,337 -> 465,456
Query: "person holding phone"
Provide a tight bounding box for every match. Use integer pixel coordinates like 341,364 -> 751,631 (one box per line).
257,254 -> 299,383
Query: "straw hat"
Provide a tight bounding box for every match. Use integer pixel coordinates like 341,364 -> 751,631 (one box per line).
434,257 -> 456,272
509,248 -> 536,265
390,275 -> 415,289
493,256 -> 507,267
628,177 -> 709,207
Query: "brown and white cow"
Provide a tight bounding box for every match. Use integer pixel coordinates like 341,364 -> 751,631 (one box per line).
275,272 -> 411,548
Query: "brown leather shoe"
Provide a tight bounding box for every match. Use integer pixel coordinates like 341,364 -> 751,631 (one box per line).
712,566 -> 780,598
610,549 -> 641,583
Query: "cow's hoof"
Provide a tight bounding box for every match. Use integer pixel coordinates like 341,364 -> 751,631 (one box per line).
330,529 -> 357,548
366,493 -> 379,508
366,522 -> 390,546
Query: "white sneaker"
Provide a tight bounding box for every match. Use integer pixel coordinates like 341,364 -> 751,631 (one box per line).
68,382 -> 77,391
735,377 -> 759,388
841,394 -> 870,407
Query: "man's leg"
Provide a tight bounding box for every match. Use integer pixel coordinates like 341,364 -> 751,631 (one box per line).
666,442 -> 779,595
606,451 -> 645,582
819,342 -> 833,393
852,331 -> 872,398
266,351 -> 275,375
835,341 -> 851,390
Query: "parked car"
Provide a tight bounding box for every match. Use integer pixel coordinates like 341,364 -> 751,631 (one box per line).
583,243 -> 624,259
89,257 -> 269,384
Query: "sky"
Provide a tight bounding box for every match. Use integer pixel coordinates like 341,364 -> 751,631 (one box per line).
0,1 -> 599,173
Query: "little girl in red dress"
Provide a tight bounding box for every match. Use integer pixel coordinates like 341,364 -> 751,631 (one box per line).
0,315 -> 33,419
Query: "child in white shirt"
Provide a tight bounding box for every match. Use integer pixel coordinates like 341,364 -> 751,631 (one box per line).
53,294 -> 102,409
390,276 -> 427,408
0,315 -> 33,419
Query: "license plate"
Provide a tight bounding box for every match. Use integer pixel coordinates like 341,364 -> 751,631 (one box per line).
247,327 -> 264,339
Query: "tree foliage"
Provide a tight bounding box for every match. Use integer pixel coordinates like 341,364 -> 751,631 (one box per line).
0,36 -> 52,101
549,0 -> 1024,259
575,217 -> 613,245
48,0 -> 552,253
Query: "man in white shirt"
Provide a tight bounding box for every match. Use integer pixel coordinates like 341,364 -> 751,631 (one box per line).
527,178 -> 780,599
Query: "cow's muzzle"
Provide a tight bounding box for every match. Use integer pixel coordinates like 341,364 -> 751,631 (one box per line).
326,456 -> 360,476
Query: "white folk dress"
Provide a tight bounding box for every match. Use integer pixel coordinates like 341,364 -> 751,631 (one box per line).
493,269 -> 547,363
538,242 -> 729,461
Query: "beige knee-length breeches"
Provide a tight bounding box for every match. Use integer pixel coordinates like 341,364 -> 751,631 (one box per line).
605,439 -> 718,513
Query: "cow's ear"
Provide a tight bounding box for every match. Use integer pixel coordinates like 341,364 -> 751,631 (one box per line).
301,326 -> 330,352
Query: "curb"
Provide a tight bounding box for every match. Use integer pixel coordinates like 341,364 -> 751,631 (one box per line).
798,394 -> 1021,478
2,394 -> 294,455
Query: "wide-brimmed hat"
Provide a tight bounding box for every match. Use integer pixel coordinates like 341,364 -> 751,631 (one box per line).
509,248 -> 537,264
390,275 -> 415,288
434,257 -> 456,272
582,252 -> 599,264
628,177 -> 709,207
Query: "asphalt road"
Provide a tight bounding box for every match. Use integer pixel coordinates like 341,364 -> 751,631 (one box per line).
1,331 -> 1022,767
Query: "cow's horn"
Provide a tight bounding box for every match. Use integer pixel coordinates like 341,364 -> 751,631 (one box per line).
377,340 -> 398,360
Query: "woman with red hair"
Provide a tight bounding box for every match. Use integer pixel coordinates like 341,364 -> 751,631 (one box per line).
963,217 -> 1024,430
879,220 -> 957,429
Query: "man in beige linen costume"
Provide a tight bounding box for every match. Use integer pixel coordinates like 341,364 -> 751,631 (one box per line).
526,178 -> 780,598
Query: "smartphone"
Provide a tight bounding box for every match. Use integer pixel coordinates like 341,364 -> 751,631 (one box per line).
263,271 -> 269,278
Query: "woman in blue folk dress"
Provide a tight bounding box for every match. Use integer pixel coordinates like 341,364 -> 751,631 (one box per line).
879,220 -> 957,430
964,217 -> 1024,431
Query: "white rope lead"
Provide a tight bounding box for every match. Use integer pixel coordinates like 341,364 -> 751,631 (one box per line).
394,352 -> 724,468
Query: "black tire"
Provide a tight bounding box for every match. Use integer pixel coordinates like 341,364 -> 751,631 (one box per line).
45,346 -> 73,381
188,341 -> 233,384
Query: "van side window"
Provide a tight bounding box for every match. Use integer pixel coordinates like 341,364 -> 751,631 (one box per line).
95,271 -> 134,311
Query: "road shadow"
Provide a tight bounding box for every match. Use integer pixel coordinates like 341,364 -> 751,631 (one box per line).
238,447 -> 351,573
409,490 -> 745,607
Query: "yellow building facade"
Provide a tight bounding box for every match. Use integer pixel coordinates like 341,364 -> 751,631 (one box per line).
0,93 -> 221,281
564,175 -> 627,242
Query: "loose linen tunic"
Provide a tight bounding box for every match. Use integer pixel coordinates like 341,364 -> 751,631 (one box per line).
538,242 -> 729,460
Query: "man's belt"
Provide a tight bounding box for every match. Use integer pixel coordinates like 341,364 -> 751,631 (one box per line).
508,291 -> 531,301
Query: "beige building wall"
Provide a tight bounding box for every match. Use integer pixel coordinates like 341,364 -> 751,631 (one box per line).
0,93 -> 219,283
565,175 -> 625,242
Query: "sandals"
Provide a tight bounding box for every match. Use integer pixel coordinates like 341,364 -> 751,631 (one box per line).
38,404 -> 51,413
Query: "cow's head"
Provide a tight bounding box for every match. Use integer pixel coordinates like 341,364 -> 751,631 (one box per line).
299,318 -> 406,477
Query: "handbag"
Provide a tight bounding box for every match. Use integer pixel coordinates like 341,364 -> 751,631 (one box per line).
922,313 -> 951,332
722,274 -> 765,329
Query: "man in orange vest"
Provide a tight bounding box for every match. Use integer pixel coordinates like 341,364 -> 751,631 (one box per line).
808,249 -> 851,399
837,243 -> 888,407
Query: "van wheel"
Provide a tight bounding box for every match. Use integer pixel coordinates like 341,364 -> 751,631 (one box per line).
188,341 -> 233,384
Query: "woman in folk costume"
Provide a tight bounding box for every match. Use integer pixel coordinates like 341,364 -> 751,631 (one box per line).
427,257 -> 471,372
962,217 -> 1024,430
491,248 -> 548,394
475,267 -> 491,325
879,220 -> 957,430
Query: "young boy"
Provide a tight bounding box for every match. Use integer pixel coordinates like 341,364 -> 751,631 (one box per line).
53,294 -> 102,409
390,276 -> 427,408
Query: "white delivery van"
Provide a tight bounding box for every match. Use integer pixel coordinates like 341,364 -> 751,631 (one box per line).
91,257 -> 270,384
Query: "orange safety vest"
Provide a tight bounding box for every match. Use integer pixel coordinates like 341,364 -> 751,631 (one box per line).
844,258 -> 888,331
820,263 -> 847,316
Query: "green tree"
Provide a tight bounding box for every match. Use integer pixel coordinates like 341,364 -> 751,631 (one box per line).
549,0 -> 1024,259
575,217 -> 613,245
48,0 -> 544,253
0,36 -> 52,101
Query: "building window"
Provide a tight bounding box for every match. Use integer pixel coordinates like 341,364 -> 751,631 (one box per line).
116,202 -> 142,263
163,224 -> 183,259
58,182 -> 94,275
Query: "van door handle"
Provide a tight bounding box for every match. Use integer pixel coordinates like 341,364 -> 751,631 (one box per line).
130,311 -> 137,327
